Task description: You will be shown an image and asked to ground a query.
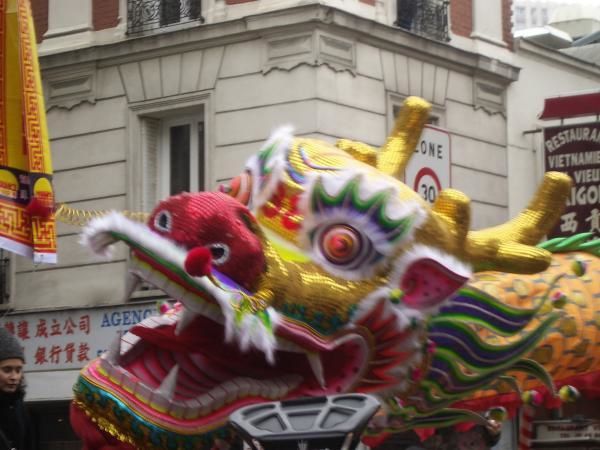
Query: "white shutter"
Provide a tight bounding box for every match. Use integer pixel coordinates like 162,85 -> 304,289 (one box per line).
141,117 -> 161,212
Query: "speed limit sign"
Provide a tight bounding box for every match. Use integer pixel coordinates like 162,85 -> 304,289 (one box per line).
404,125 -> 451,204
413,167 -> 442,203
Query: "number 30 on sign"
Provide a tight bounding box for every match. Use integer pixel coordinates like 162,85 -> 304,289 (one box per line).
414,167 -> 442,204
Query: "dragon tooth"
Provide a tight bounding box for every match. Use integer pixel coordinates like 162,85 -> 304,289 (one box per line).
123,272 -> 142,302
134,381 -> 153,404
264,380 -> 285,399
281,374 -> 303,391
98,356 -> 112,376
193,394 -> 214,416
122,374 -> 136,394
253,379 -> 268,398
183,398 -> 202,420
246,379 -> 261,397
209,386 -> 227,409
107,365 -> 125,387
157,365 -> 179,399
149,393 -> 170,414
232,377 -> 251,398
221,380 -> 239,403
175,308 -> 198,336
169,401 -> 186,419
119,333 -> 141,356
307,352 -> 326,388
272,379 -> 288,398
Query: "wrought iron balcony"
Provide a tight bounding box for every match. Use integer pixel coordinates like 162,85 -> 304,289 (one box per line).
395,0 -> 450,42
128,0 -> 204,35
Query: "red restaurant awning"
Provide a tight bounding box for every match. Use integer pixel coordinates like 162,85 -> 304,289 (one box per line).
539,90 -> 600,120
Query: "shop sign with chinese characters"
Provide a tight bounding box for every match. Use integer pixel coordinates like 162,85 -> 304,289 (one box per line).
0,302 -> 158,371
544,123 -> 600,239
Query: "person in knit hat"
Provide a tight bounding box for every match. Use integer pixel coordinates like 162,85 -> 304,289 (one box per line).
0,327 -> 37,450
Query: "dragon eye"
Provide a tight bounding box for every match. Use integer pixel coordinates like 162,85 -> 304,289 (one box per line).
208,243 -> 230,265
219,172 -> 252,205
154,210 -> 172,232
320,225 -> 362,265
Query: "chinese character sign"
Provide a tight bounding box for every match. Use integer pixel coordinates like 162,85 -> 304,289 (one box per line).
0,303 -> 158,371
544,123 -> 600,239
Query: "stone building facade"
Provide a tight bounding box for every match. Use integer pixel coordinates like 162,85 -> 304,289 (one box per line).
2,0 -> 599,448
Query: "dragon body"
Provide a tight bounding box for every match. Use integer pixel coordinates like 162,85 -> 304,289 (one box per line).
69,97 -> 600,449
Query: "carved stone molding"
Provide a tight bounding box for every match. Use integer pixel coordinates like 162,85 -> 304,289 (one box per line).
473,78 -> 506,115
263,30 -> 356,73
119,47 -> 224,103
44,63 -> 97,110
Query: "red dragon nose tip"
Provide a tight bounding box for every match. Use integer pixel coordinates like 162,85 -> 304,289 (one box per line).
184,247 -> 213,278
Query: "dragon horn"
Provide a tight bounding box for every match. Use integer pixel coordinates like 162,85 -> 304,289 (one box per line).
377,96 -> 431,179
466,171 -> 573,274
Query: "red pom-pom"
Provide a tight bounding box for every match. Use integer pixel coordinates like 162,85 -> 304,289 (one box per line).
184,247 -> 213,277
546,395 -> 562,410
26,196 -> 53,218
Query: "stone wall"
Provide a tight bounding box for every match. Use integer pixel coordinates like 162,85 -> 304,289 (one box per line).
14,5 -> 517,310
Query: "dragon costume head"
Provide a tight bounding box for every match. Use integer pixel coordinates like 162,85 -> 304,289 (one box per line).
71,97 -> 598,450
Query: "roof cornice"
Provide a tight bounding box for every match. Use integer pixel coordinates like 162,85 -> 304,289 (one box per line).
39,4 -> 520,84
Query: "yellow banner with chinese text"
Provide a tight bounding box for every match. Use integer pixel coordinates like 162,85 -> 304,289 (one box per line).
0,0 -> 56,263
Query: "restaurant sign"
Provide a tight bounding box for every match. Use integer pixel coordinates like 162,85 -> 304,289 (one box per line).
0,302 -> 159,372
534,420 -> 600,443
544,123 -> 600,239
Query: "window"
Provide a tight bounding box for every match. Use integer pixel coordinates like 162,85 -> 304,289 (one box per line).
128,0 -> 204,34
530,7 -> 538,26
394,0 -> 450,42
129,95 -> 210,209
540,8 -> 549,26
160,116 -> 205,199
515,6 -> 526,29
160,0 -> 202,26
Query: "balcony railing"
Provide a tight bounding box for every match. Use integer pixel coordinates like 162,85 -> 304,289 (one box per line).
395,0 -> 450,42
128,0 -> 204,35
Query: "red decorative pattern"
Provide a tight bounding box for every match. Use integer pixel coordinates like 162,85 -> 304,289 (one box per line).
0,199 -> 32,244
518,405 -> 535,450
261,184 -> 302,231
31,215 -> 56,251
18,0 -> 46,173
354,299 -> 420,393
0,200 -> 56,254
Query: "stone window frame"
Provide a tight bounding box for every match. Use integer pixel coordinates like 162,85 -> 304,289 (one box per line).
127,92 -> 213,213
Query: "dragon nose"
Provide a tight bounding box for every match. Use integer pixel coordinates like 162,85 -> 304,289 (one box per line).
184,247 -> 213,277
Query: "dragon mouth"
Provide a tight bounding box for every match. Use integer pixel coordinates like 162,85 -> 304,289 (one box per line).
89,313 -> 368,432
79,214 -> 370,433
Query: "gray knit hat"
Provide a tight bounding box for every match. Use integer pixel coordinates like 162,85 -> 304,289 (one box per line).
0,326 -> 24,362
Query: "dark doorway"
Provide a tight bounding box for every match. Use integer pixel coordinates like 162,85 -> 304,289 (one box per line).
29,401 -> 81,450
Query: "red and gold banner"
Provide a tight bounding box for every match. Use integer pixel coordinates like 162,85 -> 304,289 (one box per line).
0,0 -> 55,263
